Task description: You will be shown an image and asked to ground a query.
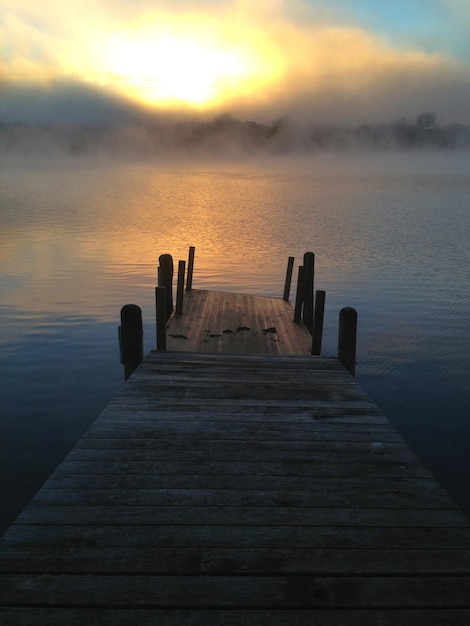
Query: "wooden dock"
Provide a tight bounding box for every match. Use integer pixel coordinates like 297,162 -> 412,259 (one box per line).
1,251 -> 470,624
166,289 -> 313,354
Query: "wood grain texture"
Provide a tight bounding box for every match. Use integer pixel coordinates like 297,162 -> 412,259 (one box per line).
1,344 -> 470,622
165,290 -> 313,354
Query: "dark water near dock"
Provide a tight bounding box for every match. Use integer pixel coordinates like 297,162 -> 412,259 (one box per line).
1,153 -> 469,533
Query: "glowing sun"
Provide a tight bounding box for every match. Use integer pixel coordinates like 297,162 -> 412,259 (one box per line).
99,28 -> 270,109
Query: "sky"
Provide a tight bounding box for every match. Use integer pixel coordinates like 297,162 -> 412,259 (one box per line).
1,0 -> 470,126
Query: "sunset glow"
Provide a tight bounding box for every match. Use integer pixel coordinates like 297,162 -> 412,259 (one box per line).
70,11 -> 287,111
100,32 -> 259,108
1,0 -> 470,124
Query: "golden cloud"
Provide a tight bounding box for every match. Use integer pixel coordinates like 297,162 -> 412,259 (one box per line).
1,0 -> 468,122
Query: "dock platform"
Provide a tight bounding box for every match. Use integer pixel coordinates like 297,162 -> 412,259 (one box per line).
166,289 -> 313,354
1,252 -> 470,624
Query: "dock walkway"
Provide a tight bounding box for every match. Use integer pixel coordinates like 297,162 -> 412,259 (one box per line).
1,254 -> 470,624
166,288 -> 313,354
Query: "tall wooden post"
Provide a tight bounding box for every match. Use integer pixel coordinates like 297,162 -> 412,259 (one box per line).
311,290 -> 326,356
119,304 -> 143,380
294,265 -> 304,324
158,254 -> 174,322
302,252 -> 314,334
338,307 -> 357,376
283,256 -> 295,301
186,246 -> 195,291
155,286 -> 167,351
176,260 -> 185,314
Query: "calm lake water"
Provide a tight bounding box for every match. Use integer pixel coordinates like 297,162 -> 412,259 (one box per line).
1,151 -> 469,533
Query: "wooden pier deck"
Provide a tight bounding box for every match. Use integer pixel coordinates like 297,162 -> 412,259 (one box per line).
166,289 -> 313,354
1,265 -> 470,623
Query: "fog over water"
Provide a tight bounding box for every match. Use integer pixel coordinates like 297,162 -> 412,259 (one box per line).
0,146 -> 469,534
2,111 -> 470,160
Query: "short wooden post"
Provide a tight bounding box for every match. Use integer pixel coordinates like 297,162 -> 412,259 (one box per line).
338,307 -> 357,376
119,304 -> 143,380
294,265 -> 304,324
311,290 -> 326,356
186,246 -> 195,291
176,260 -> 185,314
158,254 -> 174,322
283,256 -> 295,301
155,286 -> 167,351
302,252 -> 314,334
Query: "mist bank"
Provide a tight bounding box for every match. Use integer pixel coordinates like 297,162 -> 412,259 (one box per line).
2,112 -> 470,159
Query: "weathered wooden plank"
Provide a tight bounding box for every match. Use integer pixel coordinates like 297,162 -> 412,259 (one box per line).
102,400 -> 383,415
97,409 -> 390,424
69,438 -> 426,463
81,424 -> 404,443
1,574 -> 470,608
40,471 -> 446,494
14,504 -> 468,527
100,405 -> 385,421
1,609 -> 470,626
144,351 -> 344,364
75,435 -> 405,449
110,368 -> 374,389
114,386 -> 372,403
143,349 -> 339,362
20,485 -> 455,510
126,361 -> 351,375
7,523 -> 470,550
2,545 -> 470,575
62,451 -> 427,478
141,357 -> 347,374
50,458 -> 430,478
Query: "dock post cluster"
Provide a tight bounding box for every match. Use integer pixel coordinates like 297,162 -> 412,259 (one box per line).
119,246 -> 357,379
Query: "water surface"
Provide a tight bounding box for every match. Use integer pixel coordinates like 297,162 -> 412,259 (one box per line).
1,152 -> 469,533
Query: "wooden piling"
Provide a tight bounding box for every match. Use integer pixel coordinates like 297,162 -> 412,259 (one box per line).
118,304 -> 143,380
176,260 -> 185,314
302,252 -> 314,334
155,286 -> 167,351
186,246 -> 195,291
338,306 -> 357,376
311,289 -> 326,356
294,265 -> 304,323
158,254 -> 174,322
283,256 -> 295,301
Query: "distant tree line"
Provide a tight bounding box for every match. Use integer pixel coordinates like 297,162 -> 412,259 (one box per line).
1,112 -> 469,157
346,112 -> 470,151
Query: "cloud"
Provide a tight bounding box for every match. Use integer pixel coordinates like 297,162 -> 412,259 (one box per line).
0,80 -> 149,125
1,0 -> 470,125
252,25 -> 470,124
